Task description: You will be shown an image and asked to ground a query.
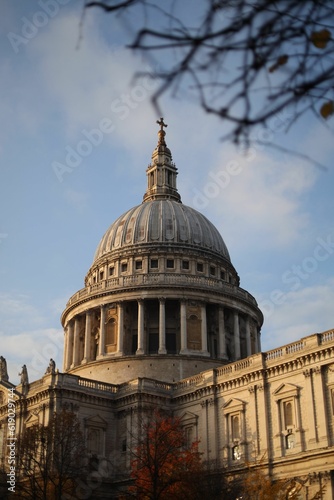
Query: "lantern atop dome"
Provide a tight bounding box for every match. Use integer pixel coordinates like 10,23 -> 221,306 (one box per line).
143,118 -> 181,203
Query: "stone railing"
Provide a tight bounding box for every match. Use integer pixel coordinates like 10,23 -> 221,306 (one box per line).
265,340 -> 306,361
176,374 -> 205,391
65,274 -> 257,308
215,358 -> 252,378
265,331 -> 334,362
78,378 -> 119,393
321,329 -> 334,344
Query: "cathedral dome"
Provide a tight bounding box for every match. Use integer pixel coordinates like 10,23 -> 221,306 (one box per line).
93,200 -> 231,264
61,118 -> 263,385
92,117 -> 230,270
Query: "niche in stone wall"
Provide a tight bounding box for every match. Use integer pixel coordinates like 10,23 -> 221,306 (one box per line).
187,302 -> 201,351
106,305 -> 118,353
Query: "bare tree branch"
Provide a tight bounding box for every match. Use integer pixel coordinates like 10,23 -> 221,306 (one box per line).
85,0 -> 334,147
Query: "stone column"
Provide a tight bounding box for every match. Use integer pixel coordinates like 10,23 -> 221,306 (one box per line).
180,300 -> 187,353
72,317 -> 80,367
158,298 -> 167,354
83,311 -> 92,364
201,304 -> 209,355
64,322 -> 73,371
234,311 -> 241,360
62,327 -> 68,372
245,315 -> 251,357
255,383 -> 269,457
116,301 -> 124,355
303,369 -> 317,444
218,306 -> 228,359
312,367 -> 329,446
257,329 -> 261,352
97,305 -> 106,358
136,299 -> 145,355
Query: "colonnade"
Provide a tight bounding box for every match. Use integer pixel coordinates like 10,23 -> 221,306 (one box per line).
63,299 -> 261,371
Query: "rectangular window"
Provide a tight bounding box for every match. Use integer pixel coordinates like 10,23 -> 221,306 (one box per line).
150,259 -> 158,269
135,260 -> 142,270
167,259 -> 174,269
121,262 -> 128,273
109,266 -> 114,276
99,271 -> 104,280
182,260 -> 189,270
220,270 -> 226,280
197,262 -> 204,272
210,266 -> 216,276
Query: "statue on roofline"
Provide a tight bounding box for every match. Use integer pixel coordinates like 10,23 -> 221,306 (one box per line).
0,356 -> 9,382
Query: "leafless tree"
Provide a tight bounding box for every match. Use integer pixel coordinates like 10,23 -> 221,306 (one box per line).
16,409 -> 86,500
86,0 -> 334,144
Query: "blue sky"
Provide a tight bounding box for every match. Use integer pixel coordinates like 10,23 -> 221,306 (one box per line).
1,1 -> 333,384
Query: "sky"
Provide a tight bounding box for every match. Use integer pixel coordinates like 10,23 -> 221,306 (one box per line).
1,1 -> 333,385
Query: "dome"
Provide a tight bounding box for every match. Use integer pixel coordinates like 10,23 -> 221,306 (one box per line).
93,200 -> 231,264
93,117 -> 230,267
61,118 -> 263,385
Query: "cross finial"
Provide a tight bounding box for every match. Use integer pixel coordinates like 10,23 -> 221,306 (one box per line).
157,117 -> 168,131
156,118 -> 168,146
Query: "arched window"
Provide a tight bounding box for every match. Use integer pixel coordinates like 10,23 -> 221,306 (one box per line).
284,401 -> 293,427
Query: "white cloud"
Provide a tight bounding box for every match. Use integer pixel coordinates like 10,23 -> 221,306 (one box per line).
261,278 -> 334,351
190,147 -> 317,250
64,188 -> 90,212
0,293 -> 63,383
0,293 -> 44,329
29,10 -> 159,149
3,328 -> 63,384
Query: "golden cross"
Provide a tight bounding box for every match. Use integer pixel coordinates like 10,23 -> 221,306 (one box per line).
156,118 -> 168,131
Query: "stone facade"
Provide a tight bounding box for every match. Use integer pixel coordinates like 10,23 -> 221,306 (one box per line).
0,121 -> 333,498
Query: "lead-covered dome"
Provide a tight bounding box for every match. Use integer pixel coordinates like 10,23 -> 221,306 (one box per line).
93,118 -> 230,267
94,200 -> 231,263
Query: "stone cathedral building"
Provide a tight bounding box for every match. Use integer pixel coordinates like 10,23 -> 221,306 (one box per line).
1,120 -> 334,498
